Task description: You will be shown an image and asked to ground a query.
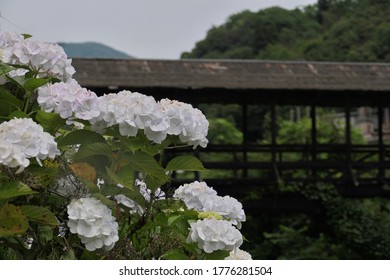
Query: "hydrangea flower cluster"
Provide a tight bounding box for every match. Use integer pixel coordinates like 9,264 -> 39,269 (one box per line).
187,219 -> 243,253
90,90 -> 160,137
0,31 -> 75,81
225,248 -> 253,260
90,93 -> 209,147
174,181 -> 246,253
37,84 -> 209,147
174,181 -> 246,229
157,99 -> 209,148
0,118 -> 60,173
173,181 -> 217,210
38,79 -> 100,120
67,197 -> 119,251
201,195 -> 246,229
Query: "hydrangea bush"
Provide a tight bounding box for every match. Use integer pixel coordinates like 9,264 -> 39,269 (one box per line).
0,32 -> 251,260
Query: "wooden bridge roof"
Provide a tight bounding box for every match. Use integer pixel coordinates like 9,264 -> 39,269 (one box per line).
72,58 -> 390,106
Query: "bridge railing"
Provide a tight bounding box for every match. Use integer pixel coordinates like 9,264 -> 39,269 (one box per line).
166,143 -> 390,193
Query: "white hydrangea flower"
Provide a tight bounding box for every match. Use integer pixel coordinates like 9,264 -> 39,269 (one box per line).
173,181 -> 217,211
156,99 -> 209,148
225,248 -> 252,260
90,90 -> 160,137
67,197 -> 119,251
187,219 -> 243,253
37,79 -> 100,121
0,118 -> 60,173
201,195 -> 246,229
0,31 -> 75,81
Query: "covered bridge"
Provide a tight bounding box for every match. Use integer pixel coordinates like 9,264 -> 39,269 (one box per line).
72,58 -> 390,211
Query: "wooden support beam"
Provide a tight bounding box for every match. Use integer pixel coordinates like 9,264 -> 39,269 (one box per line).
378,105 -> 385,182
310,105 -> 317,179
242,103 -> 248,178
271,103 -> 281,182
345,101 -> 358,186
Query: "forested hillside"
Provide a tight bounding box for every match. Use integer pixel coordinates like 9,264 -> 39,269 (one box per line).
182,0 -> 390,62
58,42 -> 133,59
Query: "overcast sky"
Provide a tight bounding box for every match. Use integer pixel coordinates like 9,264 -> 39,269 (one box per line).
1,0 -> 316,59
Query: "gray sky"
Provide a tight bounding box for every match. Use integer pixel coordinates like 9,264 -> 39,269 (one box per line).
1,0 -> 316,59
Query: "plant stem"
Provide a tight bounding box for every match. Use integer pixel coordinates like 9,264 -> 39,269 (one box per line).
23,93 -> 31,113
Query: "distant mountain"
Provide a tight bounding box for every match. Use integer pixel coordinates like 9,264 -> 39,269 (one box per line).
58,42 -> 134,59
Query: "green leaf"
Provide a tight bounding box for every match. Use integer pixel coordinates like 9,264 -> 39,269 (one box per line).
35,110 -> 66,134
27,164 -> 58,177
122,136 -> 147,154
165,155 -> 206,171
20,205 -> 59,226
92,193 -> 116,208
8,110 -> 30,119
26,165 -> 59,187
161,250 -> 190,260
154,212 -> 168,227
125,152 -> 168,181
23,77 -> 51,91
58,129 -> 106,147
37,225 -> 53,244
22,33 -> 32,39
0,87 -> 21,116
144,175 -> 169,193
168,210 -> 198,226
0,181 -> 37,200
61,249 -> 76,260
106,166 -> 134,190
72,143 -> 113,162
0,62 -> 13,76
205,250 -> 230,260
0,204 -> 28,237
0,172 -> 9,181
79,177 -> 100,194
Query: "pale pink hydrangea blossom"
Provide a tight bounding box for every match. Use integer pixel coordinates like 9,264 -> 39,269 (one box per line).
0,31 -> 75,81
0,118 -> 60,173
37,79 -> 100,121
154,99 -> 209,148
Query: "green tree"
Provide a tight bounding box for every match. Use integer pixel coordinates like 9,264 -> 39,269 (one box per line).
182,0 -> 390,62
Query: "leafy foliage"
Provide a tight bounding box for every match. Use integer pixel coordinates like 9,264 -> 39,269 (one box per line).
182,0 -> 390,62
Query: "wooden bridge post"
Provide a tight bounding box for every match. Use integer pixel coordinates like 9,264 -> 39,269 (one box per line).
378,105 -> 385,183
310,105 -> 317,180
345,100 -> 358,186
242,103 -> 248,178
271,103 -> 280,183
